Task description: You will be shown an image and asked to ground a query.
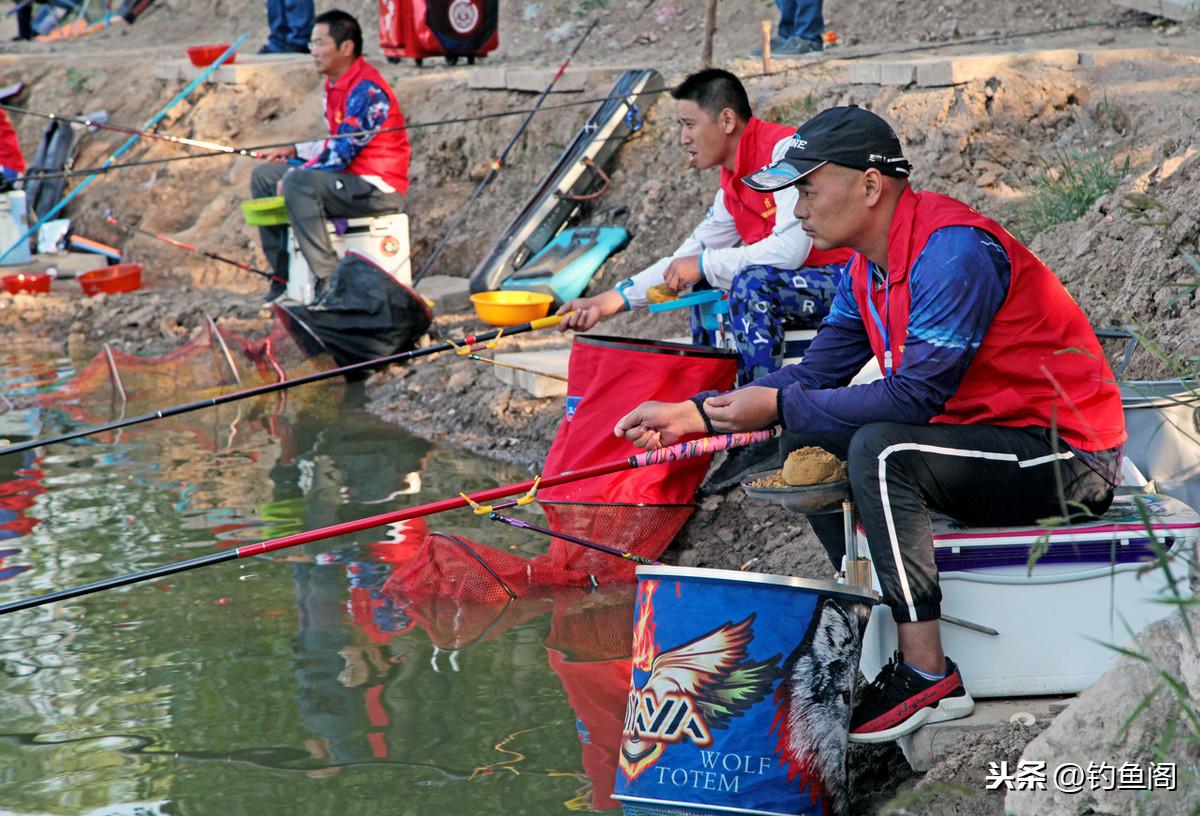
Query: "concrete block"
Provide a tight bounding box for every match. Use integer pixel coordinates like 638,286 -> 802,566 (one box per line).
1078,46 -> 1170,68
846,62 -> 882,85
466,66 -> 509,90
897,697 -> 1066,772
1112,0 -> 1198,22
154,54 -> 310,86
916,49 -> 1080,86
415,275 -> 471,314
12,251 -> 110,278
490,349 -> 569,398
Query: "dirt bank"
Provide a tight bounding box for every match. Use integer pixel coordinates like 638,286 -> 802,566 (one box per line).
2,2 -> 1198,813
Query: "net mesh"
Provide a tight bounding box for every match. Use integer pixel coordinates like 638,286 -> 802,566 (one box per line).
382,503 -> 693,606
32,311 -> 336,422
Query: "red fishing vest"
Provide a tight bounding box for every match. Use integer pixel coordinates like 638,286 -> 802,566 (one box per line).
851,188 -> 1126,451
722,117 -> 852,267
324,57 -> 411,194
0,111 -> 25,174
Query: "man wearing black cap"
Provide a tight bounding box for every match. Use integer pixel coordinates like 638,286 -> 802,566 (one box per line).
613,106 -> 1126,742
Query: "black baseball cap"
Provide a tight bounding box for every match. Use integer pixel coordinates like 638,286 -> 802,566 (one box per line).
743,106 -> 911,193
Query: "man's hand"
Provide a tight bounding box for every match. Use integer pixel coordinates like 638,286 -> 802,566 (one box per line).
663,255 -> 703,292
260,145 -> 298,164
703,386 -> 779,432
614,400 -> 705,450
557,289 -> 627,332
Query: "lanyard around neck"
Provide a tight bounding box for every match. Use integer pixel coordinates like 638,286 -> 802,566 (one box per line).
865,265 -> 893,377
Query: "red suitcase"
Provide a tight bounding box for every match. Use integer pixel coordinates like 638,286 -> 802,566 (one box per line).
379,0 -> 499,66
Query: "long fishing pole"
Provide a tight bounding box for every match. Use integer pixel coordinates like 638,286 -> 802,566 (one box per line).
0,429 -> 775,614
0,34 -> 249,263
411,18 -> 598,285
0,313 -> 569,459
0,103 -> 290,162
104,211 -> 284,284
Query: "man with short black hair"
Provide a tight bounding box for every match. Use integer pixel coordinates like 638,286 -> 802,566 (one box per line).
559,69 -> 851,489
251,9 -> 410,305
614,105 -> 1126,743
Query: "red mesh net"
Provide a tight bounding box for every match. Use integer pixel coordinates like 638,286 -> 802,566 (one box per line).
33,311 -> 335,423
382,502 -> 693,605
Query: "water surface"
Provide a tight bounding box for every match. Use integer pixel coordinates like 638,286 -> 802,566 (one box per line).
0,348 -> 632,815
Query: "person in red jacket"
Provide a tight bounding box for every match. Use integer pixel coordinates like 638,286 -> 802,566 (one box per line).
560,69 -> 853,489
0,109 -> 25,187
252,9 -> 411,305
614,106 -> 1126,743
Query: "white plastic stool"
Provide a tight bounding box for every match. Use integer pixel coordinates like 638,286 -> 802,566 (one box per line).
285,211 -> 411,305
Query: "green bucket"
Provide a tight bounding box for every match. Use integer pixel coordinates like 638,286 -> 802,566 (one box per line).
241,196 -> 289,226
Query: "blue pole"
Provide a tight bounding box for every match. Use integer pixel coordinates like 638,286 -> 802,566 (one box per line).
1,33 -> 249,263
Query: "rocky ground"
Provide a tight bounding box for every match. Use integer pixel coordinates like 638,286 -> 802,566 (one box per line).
2,1 -> 1198,813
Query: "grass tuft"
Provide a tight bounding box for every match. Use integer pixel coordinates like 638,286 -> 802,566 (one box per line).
1015,148 -> 1128,241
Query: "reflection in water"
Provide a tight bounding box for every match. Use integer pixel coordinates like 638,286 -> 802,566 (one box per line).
0,350 -> 638,814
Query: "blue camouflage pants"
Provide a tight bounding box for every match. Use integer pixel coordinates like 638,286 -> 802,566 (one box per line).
691,263 -> 843,385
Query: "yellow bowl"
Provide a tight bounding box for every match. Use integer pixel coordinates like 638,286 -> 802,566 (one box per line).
241,196 -> 289,226
470,290 -> 555,327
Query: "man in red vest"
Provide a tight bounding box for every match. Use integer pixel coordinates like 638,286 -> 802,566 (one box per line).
251,9 -> 410,305
559,69 -> 852,488
0,109 -> 24,187
614,106 -> 1127,742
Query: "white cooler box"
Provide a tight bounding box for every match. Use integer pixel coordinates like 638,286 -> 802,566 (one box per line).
859,492 -> 1200,697
285,212 -> 411,305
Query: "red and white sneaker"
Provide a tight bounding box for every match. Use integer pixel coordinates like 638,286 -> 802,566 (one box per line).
849,651 -> 975,743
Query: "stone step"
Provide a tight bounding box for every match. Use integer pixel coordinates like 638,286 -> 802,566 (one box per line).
489,348 -> 570,398
415,275 -> 471,314
1078,46 -> 1170,68
467,65 -> 636,93
153,54 -> 310,85
896,696 -> 1071,772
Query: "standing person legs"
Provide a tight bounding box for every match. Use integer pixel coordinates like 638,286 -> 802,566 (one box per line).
279,169 -> 406,289
727,263 -> 843,384
265,0 -> 313,53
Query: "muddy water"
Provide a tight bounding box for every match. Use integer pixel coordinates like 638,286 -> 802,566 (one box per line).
0,350 -> 633,815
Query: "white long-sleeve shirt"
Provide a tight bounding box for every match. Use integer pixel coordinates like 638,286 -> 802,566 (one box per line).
616,135 -> 814,309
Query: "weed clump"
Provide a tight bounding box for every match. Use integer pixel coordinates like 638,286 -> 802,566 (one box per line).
1016,148 -> 1128,241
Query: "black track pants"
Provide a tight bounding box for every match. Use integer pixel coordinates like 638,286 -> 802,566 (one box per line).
783,423 -> 1115,623
251,164 -> 405,282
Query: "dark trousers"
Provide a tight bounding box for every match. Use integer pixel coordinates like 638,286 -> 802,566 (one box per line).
265,0 -> 314,52
250,164 -> 405,282
776,0 -> 823,45
784,423 -> 1115,624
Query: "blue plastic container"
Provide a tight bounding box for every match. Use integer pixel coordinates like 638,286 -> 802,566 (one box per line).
614,566 -> 877,816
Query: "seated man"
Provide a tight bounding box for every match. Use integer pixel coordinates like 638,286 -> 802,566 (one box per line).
252,8 -> 410,305
614,106 -> 1126,742
558,68 -> 851,488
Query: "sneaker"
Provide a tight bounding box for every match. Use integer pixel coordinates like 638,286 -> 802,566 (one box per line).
700,437 -> 782,495
775,37 -> 823,57
306,276 -> 334,311
849,651 -> 974,743
263,278 -> 288,304
747,35 -> 789,57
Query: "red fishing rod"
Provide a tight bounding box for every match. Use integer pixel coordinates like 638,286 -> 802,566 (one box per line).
104,211 -> 285,285
0,430 -> 776,614
0,313 -> 570,458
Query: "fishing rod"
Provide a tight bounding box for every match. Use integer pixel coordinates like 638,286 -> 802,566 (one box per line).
0,34 -> 248,263
104,211 -> 285,284
487,510 -> 661,566
0,103 -> 293,163
463,353 -> 568,383
0,313 -> 569,459
412,18 -> 598,285
0,429 -> 775,614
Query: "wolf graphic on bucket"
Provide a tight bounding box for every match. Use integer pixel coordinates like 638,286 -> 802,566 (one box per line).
614,567 -> 876,816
